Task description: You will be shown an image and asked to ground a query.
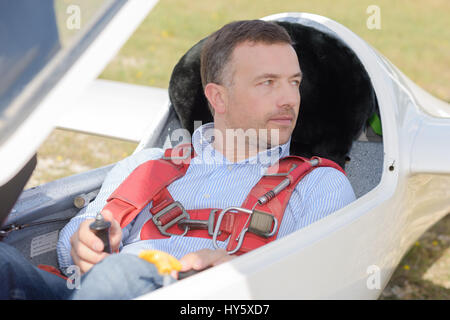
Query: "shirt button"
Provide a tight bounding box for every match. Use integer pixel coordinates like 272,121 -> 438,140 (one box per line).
227,165 -> 233,171
203,194 -> 210,199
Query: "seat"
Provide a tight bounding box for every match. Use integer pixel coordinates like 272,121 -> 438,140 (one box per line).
168,20 -> 379,170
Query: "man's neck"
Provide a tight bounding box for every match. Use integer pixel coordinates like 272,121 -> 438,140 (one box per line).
211,127 -> 272,163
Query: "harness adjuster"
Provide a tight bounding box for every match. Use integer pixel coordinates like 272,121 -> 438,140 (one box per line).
247,209 -> 278,238
177,209 -> 220,237
152,201 -> 190,237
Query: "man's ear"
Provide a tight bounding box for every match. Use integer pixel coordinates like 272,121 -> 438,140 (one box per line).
204,83 -> 227,114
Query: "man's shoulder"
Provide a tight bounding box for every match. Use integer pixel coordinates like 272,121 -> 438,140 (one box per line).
297,166 -> 355,200
113,147 -> 164,175
128,147 -> 164,164
304,166 -> 348,183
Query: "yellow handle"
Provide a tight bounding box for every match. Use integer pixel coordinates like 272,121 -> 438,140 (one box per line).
138,250 -> 182,275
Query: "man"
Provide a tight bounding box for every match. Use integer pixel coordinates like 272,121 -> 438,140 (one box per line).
0,20 -> 355,300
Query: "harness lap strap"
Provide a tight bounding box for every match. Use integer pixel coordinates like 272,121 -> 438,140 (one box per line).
101,143 -> 345,255
140,187 -> 235,241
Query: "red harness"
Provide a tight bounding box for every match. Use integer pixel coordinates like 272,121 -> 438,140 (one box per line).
101,144 -> 345,255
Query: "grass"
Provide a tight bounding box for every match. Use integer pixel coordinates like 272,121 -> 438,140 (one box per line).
99,0 -> 450,102
380,214 -> 450,299
26,0 -> 450,299
25,129 -> 137,188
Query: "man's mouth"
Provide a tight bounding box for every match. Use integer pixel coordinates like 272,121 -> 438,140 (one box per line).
268,116 -> 294,126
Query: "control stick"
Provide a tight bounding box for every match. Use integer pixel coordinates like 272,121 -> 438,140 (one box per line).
89,212 -> 112,253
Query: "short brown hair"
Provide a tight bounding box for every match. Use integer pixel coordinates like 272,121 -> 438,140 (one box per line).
200,20 -> 294,114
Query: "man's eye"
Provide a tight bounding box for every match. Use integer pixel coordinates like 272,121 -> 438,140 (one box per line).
291,80 -> 301,86
262,80 -> 273,85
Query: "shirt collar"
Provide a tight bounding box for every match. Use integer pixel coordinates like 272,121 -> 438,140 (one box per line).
191,122 -> 290,167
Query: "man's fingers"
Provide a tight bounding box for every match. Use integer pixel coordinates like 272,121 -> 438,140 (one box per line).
78,213 -> 122,252
179,248 -> 229,271
70,218 -> 110,273
70,248 -> 96,274
108,219 -> 122,252
76,219 -> 105,252
71,238 -> 108,265
211,253 -> 235,266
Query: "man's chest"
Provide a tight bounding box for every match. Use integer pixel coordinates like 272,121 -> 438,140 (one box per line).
165,164 -> 265,210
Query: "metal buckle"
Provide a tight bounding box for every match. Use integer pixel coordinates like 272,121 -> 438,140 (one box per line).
177,209 -> 220,237
212,206 -> 253,254
152,201 -> 190,237
212,206 -> 278,255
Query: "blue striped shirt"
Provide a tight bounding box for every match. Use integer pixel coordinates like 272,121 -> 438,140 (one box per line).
57,123 -> 355,270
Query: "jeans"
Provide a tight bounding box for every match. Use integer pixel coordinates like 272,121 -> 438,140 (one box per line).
0,242 -> 70,299
0,242 -> 164,300
70,252 -> 164,299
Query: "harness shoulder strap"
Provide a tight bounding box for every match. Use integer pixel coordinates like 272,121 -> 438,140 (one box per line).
102,144 -> 194,228
229,156 -> 345,254
101,144 -> 345,256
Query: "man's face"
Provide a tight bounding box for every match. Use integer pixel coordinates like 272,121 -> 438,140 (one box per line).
222,41 -> 302,147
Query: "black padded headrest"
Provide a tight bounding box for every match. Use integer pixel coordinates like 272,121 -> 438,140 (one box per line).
168,21 -> 377,168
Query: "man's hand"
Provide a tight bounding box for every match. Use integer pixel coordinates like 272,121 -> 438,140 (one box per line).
176,248 -> 235,278
70,210 -> 122,274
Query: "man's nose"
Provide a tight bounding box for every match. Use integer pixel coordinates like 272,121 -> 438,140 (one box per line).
276,82 -> 300,109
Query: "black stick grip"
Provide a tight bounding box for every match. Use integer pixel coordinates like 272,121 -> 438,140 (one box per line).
178,269 -> 201,280
89,217 -> 112,253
